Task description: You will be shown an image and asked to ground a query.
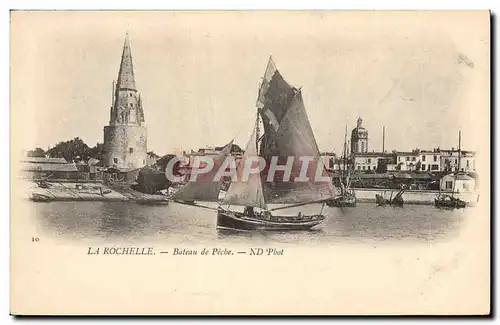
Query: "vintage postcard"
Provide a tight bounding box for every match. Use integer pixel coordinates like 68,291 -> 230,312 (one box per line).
10,10 -> 490,315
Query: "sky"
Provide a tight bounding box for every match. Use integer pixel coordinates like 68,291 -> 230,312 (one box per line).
11,11 -> 489,157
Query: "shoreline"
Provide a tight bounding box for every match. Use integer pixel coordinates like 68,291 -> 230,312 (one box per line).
352,188 -> 480,206
25,181 -> 169,203
24,180 -> 480,206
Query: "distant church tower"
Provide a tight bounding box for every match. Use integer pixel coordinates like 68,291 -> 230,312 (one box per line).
350,117 -> 368,154
103,34 -> 147,170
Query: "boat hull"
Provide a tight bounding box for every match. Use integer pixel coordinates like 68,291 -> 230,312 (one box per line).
434,198 -> 467,209
216,209 -> 325,231
326,196 -> 356,207
375,194 -> 403,207
29,193 -> 53,202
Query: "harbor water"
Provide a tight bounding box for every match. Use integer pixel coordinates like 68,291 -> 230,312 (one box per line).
25,200 -> 470,245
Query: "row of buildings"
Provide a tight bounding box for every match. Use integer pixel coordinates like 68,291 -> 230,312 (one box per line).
328,147 -> 476,173
326,118 -> 476,174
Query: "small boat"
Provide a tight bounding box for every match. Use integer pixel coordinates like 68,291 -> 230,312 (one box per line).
327,193 -> 357,207
391,194 -> 404,207
326,125 -> 357,208
434,194 -> 467,209
376,186 -> 405,207
435,131 -> 467,210
29,193 -> 53,202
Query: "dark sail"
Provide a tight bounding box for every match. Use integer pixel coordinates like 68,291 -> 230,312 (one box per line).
256,57 -> 297,157
254,57 -> 335,204
171,141 -> 233,202
261,90 -> 335,204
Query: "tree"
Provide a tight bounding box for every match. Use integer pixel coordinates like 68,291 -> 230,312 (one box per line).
375,159 -> 388,173
45,137 -> 91,162
415,161 -> 422,172
89,143 -> 105,161
27,147 -> 46,157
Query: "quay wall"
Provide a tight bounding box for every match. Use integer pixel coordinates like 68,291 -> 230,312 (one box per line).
22,181 -> 168,203
20,179 -> 480,206
353,188 -> 480,206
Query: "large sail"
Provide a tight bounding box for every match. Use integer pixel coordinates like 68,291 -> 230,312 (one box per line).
257,56 -> 297,157
262,90 -> 335,204
171,141 -> 233,202
222,118 -> 267,209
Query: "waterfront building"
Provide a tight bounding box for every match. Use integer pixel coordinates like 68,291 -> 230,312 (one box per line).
103,34 -> 147,170
394,149 -> 440,172
440,173 -> 476,193
344,117 -> 477,174
394,150 -> 421,171
418,149 -> 441,172
19,156 -> 79,180
440,149 -> 476,172
351,152 -> 397,172
184,144 -> 244,169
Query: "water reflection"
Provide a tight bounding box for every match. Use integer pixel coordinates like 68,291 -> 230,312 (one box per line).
31,201 -> 466,244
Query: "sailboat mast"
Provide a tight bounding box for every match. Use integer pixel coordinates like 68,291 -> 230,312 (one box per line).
256,113 -> 260,153
382,126 -> 385,153
458,130 -> 461,172
451,130 -> 461,197
343,125 -> 347,173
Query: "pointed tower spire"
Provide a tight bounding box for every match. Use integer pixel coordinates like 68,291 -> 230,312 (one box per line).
116,33 -> 136,91
104,33 -> 148,170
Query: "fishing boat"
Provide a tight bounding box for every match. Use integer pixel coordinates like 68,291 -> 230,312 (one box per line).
435,130 -> 467,209
375,186 -> 405,207
434,194 -> 467,209
327,193 -> 357,208
29,193 -> 53,202
172,57 -> 337,231
327,125 -> 356,208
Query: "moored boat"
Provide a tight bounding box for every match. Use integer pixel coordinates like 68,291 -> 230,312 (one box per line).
30,193 -> 53,202
216,207 -> 325,231
327,193 -> 357,207
326,125 -> 357,208
376,186 -> 405,207
434,194 -> 467,209
434,131 -> 468,210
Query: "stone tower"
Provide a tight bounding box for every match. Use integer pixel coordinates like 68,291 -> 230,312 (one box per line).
350,117 -> 368,154
103,34 -> 147,170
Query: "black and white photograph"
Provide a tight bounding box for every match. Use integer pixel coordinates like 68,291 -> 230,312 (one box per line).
9,10 -> 490,315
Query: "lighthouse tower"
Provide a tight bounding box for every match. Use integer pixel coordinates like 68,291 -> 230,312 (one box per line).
350,117 -> 368,155
103,34 -> 147,170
